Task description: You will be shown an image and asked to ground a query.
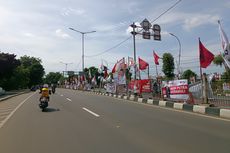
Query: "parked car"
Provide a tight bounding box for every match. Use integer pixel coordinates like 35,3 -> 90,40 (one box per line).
0,87 -> 5,95
30,86 -> 37,91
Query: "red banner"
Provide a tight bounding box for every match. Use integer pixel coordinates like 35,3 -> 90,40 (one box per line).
139,79 -> 152,93
128,79 -> 151,94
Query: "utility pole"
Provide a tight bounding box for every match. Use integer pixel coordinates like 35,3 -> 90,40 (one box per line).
169,33 -> 181,78
69,28 -> 96,71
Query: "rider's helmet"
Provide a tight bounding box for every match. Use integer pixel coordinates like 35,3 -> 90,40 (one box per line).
43,84 -> 49,88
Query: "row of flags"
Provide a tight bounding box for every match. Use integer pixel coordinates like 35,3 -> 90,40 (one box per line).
111,51 -> 161,73
199,20 -> 230,69
94,20 -> 229,80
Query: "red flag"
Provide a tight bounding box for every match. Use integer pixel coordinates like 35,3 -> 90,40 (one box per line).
111,58 -> 125,73
153,51 -> 160,65
104,66 -> 108,78
112,63 -> 117,73
138,57 -> 149,70
199,39 -> 214,68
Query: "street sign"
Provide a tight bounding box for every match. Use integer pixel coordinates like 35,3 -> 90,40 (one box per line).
68,71 -> 75,76
140,19 -> 152,31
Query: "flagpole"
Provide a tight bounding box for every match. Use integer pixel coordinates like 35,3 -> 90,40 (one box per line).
148,65 -> 150,79
155,64 -> 158,77
199,37 -> 204,102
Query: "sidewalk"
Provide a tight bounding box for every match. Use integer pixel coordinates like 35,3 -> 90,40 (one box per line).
0,89 -> 31,102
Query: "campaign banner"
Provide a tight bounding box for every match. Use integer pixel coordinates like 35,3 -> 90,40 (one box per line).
162,79 -> 189,100
117,85 -> 127,94
106,83 -> 116,93
139,79 -> 152,93
128,79 -> 151,94
128,80 -> 140,93
113,72 -> 126,85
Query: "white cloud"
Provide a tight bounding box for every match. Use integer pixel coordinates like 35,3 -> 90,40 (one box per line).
61,7 -> 86,16
183,15 -> 219,31
23,32 -> 35,37
126,22 -> 142,35
55,29 -> 71,39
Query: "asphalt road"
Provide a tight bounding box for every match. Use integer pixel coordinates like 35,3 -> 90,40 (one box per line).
0,88 -> 230,153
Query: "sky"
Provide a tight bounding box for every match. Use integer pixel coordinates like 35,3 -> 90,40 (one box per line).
0,0 -> 230,77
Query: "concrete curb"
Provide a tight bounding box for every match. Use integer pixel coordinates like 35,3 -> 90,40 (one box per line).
123,96 -> 128,100
159,101 -> 166,107
93,91 -> 230,120
220,109 -> 230,119
173,103 -> 183,110
193,105 -> 207,114
137,98 -> 143,103
129,95 -> 135,101
147,99 -> 153,104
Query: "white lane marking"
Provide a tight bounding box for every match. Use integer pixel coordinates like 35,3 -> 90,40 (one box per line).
66,98 -> 72,102
0,92 -> 36,129
60,94 -> 63,97
82,107 -> 100,117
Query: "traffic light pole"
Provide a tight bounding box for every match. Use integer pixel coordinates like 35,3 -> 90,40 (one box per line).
131,22 -> 137,80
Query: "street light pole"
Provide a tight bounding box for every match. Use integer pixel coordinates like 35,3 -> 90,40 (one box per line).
69,28 -> 96,71
60,61 -> 73,76
169,33 -> 181,77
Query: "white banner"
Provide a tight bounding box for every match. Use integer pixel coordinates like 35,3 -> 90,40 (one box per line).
162,79 -> 189,100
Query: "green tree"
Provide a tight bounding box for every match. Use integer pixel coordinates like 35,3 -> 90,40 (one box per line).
20,56 -> 45,87
44,72 -> 63,84
182,69 -> 197,83
0,53 -> 21,90
213,55 -> 224,67
6,66 -> 30,90
162,53 -> 175,80
88,66 -> 98,77
0,52 -> 20,79
213,55 -> 230,82
222,71 -> 230,82
125,68 -> 132,82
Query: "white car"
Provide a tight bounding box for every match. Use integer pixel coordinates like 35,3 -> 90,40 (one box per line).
0,87 -> 5,95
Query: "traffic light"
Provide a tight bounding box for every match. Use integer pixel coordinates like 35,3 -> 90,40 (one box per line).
142,31 -> 151,39
153,24 -> 161,41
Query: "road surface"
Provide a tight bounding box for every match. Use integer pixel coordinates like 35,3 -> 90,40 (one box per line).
0,88 -> 230,153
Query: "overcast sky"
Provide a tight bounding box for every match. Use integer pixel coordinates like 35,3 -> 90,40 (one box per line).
0,0 -> 230,76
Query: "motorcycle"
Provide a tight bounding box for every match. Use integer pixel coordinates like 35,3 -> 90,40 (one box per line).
39,97 -> 49,111
51,87 -> 55,94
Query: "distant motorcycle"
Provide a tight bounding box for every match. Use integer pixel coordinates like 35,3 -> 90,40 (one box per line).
39,97 -> 48,112
51,87 -> 55,94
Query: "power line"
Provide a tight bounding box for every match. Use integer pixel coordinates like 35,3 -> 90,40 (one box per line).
150,0 -> 182,23
85,37 -> 131,57
85,0 -> 182,58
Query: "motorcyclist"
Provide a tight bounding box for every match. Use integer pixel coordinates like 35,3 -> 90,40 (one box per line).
51,84 -> 56,93
40,84 -> 50,101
